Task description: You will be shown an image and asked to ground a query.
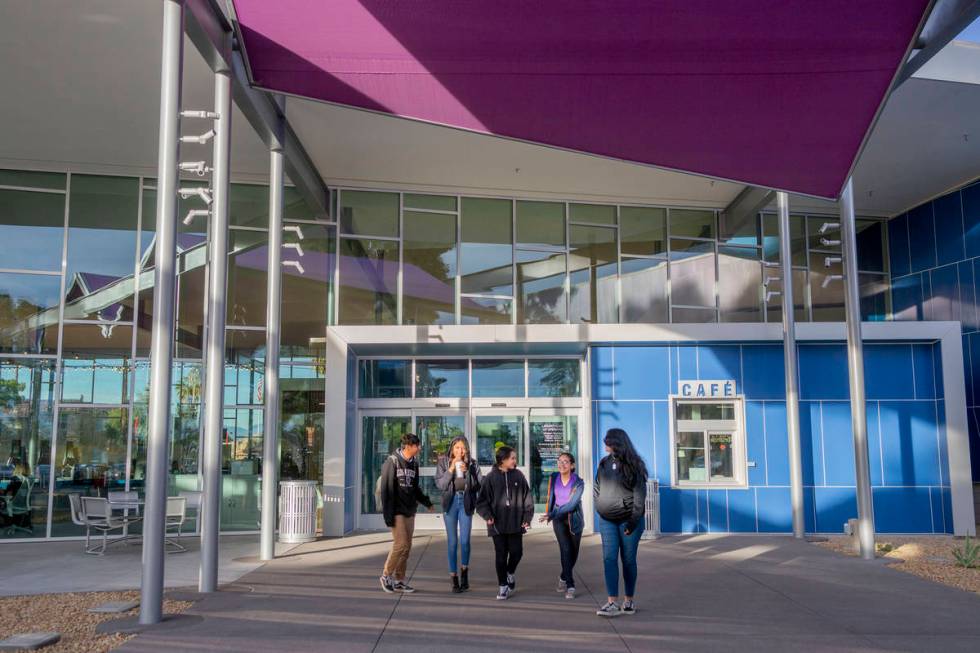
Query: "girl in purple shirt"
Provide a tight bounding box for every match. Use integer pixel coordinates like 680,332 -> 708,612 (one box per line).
539,452 -> 585,599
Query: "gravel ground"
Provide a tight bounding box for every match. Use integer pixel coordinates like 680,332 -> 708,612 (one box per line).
816,535 -> 980,594
0,591 -> 190,652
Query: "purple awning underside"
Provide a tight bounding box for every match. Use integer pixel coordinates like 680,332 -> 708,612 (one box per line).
232,1 -> 928,199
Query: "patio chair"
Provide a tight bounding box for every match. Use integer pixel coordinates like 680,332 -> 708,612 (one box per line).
2,477 -> 34,535
178,490 -> 202,533
107,490 -> 140,515
79,496 -> 126,555
165,496 -> 187,553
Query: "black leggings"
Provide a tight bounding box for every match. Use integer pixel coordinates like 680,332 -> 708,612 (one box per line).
552,518 -> 582,588
491,533 -> 524,585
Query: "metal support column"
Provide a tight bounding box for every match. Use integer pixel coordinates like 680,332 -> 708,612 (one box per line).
140,0 -> 183,625
260,146 -> 284,561
777,192 -> 805,539
199,54 -> 232,593
840,177 -> 876,560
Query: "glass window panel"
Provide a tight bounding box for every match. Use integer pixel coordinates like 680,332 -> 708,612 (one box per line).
340,190 -> 399,237
621,257 -> 668,323
404,194 -> 457,212
569,225 -> 618,324
669,239 -> 715,307
718,246 -> 762,323
676,402 -> 735,421
229,184 -> 269,228
671,306 -> 717,323
403,211 -> 456,326
283,186 -> 321,222
516,200 -> 564,248
460,295 -> 512,325
282,223 -> 334,353
709,432 -> 734,480
0,188 -> 65,271
569,203 -> 616,225
415,360 -> 468,398
675,431 -> 706,482
175,261 -> 206,359
856,219 -> 886,273
226,229 -> 268,327
416,414 -> 466,467
620,206 -> 666,256
358,360 -> 411,399
50,407 -> 129,536
225,329 -> 265,405
461,197 -> 512,296
530,415 -> 578,508
139,184 -> 210,271
528,359 -> 580,397
60,324 -> 132,404
766,268 -> 808,323
719,211 -> 760,246
280,374 -> 325,481
0,272 -> 61,355
761,213 -> 806,266
0,357 -> 55,539
670,209 -> 715,239
807,215 -> 841,253
476,415 -> 525,467
361,414 -> 411,513
809,251 -> 844,321
472,359 -> 525,397
517,250 -> 566,324
338,238 -> 398,325
860,273 -> 890,322
0,169 -> 66,190
220,407 -> 263,530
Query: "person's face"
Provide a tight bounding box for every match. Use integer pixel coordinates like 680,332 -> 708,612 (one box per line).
403,443 -> 420,459
503,451 -> 517,470
451,441 -> 467,460
605,443 -> 613,454
557,455 -> 573,473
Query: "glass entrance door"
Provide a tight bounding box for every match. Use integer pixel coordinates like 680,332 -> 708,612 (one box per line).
529,411 -> 578,513
415,410 -> 467,527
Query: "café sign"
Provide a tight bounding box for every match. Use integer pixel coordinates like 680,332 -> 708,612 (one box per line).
677,380 -> 736,398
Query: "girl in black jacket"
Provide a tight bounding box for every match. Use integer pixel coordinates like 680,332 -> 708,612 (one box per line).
594,428 -> 648,618
434,436 -> 482,593
475,446 -> 533,600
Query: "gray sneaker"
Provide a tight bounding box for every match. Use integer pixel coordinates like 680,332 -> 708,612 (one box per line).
596,601 -> 621,617
379,575 -> 395,594
556,577 -> 567,593
496,585 -> 511,600
506,573 -> 516,591
565,586 -> 576,600
622,599 -> 636,615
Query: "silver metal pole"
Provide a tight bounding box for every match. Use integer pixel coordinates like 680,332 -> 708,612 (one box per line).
199,59 -> 232,593
140,0 -> 183,625
840,177 -> 876,560
260,146 -> 284,561
777,192 -> 805,539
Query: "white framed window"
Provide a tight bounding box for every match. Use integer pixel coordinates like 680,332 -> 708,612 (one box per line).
670,397 -> 747,488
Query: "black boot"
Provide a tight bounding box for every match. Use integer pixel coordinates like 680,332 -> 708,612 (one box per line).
459,567 -> 469,592
451,574 -> 462,593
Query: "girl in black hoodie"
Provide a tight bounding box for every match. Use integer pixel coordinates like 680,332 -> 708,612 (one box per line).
476,445 -> 533,600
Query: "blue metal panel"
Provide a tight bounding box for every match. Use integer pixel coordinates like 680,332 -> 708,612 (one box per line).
756,487 -> 793,533
695,489 -> 709,533
744,401 -> 767,486
741,344 -> 784,400
821,401 -> 857,486
878,401 -> 942,487
866,401 -> 883,486
613,345 -> 671,400
934,190 -> 965,266
813,486 -> 857,533
591,346 -> 615,400
677,346 -> 698,380
968,332 -> 980,406
658,486 -> 683,533
594,400 -> 654,476
799,401 -> 824,486
926,264 -> 958,323
707,490 -> 728,532
929,487 -> 944,534
697,345 -> 742,387
653,401 -> 671,485
911,343 -> 937,400
763,401 -> 791,486
891,273 -> 924,321
727,488 -> 757,532
873,487 -> 934,533
963,334 -> 975,406
957,261 -> 978,332
970,408 -> 980,482
907,203 -> 936,273
863,343 -> 915,400
799,345 -> 848,400
962,182 -> 980,258
803,486 -> 817,532
941,487 -> 954,534
887,213 -> 911,278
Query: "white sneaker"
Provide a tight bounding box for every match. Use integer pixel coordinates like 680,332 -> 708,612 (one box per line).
596,601 -> 621,617
496,585 -> 511,600
565,586 -> 576,600
556,577 -> 567,593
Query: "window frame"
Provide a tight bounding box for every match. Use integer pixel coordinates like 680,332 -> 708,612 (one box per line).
668,396 -> 748,489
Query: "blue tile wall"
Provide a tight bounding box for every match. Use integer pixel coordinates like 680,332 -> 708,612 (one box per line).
889,179 -> 980,480
592,341 -> 950,534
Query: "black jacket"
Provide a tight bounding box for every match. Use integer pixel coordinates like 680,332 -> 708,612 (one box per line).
380,450 -> 432,527
434,456 -> 482,514
594,455 -> 646,532
476,466 -> 533,536
545,472 -> 585,535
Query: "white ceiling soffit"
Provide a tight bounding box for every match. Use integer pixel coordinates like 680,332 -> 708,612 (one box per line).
913,39 -> 980,85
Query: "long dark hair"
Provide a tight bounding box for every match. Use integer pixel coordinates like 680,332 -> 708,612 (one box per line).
603,428 -> 648,487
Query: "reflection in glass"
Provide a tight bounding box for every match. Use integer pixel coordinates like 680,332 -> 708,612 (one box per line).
340,190 -> 399,237
358,360 -> 411,399
226,229 -> 268,328
361,415 -> 410,513
719,211 -> 760,246
620,206 -> 666,256
569,203 -> 615,225
60,324 -> 132,404
0,188 -> 65,271
280,371 -> 324,481
709,432 -> 734,479
766,268 -> 808,323
569,225 -> 617,323
807,215 -> 841,253
856,219 -> 886,273
517,250 -> 566,324
460,198 -> 512,295
675,431 -> 706,482
669,239 -> 715,307
528,359 -> 580,397
223,408 -> 263,474
416,414 -> 465,467
225,329 -> 264,405
404,194 -> 457,212
0,272 -> 61,354
338,238 -> 398,325
860,273 -> 890,321
516,201 -> 564,248
0,169 -> 66,190
621,257 -> 667,323
415,360 -> 467,398
676,403 -> 734,420
530,415 -> 577,508
460,295 -> 512,324
761,213 -> 806,266
476,415 -> 524,467
718,246 -> 762,322
403,211 -> 456,325
672,306 -> 717,323
669,209 -> 715,239
282,223 -> 334,354
809,251 -> 844,321
0,358 -> 55,538
229,183 -> 269,228
472,360 -> 524,397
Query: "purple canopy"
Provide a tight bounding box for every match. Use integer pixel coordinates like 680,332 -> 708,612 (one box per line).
232,0 -> 928,199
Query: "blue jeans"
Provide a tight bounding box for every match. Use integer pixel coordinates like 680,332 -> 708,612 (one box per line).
444,492 -> 472,573
597,515 -> 643,598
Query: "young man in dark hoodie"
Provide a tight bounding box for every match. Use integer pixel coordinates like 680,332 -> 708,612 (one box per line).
379,433 -> 433,593
476,445 -> 533,600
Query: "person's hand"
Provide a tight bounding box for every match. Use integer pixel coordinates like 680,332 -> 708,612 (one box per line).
521,522 -> 530,530
537,514 -> 548,523
486,518 -> 494,525
624,527 -> 632,536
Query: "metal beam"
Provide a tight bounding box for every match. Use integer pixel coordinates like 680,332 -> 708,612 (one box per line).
840,177 -> 876,560
720,186 -> 774,239
895,0 -> 980,86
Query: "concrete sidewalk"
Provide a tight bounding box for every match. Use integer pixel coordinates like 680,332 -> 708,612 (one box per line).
115,531 -> 980,653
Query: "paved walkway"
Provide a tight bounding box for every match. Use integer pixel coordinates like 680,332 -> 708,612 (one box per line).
116,531 -> 980,653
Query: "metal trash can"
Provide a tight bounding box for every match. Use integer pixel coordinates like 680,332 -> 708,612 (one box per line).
278,480 -> 318,543
641,479 -> 660,540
